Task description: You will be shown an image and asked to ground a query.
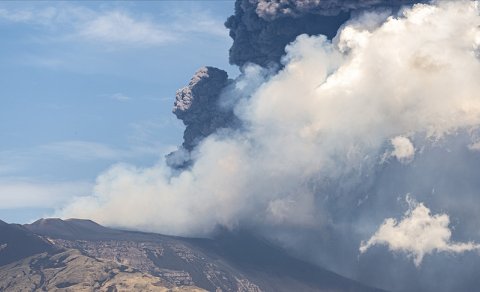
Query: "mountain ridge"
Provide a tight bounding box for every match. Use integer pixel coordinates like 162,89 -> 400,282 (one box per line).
0,218 -> 386,292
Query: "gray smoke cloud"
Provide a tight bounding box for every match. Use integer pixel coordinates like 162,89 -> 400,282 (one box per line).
60,1 -> 480,291
166,67 -> 236,168
225,0 -> 349,67
226,0 -> 427,67
172,67 -> 230,150
253,0 -> 425,19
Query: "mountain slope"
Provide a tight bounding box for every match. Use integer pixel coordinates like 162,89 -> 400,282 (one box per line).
0,249 -> 205,292
186,230 -> 374,292
0,219 -> 205,291
0,220 -> 55,266
22,218 -> 385,292
25,218 -> 123,240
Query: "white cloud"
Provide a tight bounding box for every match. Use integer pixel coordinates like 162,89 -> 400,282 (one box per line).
38,140 -> 164,162
0,179 -> 92,209
0,141 -> 161,177
0,5 -> 228,47
360,196 -> 480,266
0,6 -> 93,26
110,93 -> 131,101
39,141 -> 131,161
78,11 -> 177,46
468,140 -> 480,151
390,136 -> 415,163
0,8 -> 34,22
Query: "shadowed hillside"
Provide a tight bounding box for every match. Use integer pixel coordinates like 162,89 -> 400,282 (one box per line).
19,218 -> 386,292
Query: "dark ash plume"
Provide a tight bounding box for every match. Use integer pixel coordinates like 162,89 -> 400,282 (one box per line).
225,0 -> 426,67
173,66 -> 233,152
167,67 -> 238,168
225,0 -> 350,67
252,0 -> 427,19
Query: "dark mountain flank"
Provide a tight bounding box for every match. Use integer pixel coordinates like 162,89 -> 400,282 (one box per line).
0,220 -> 55,267
6,218 -> 386,292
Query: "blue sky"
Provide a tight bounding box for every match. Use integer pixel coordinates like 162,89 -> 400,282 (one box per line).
0,1 -> 237,223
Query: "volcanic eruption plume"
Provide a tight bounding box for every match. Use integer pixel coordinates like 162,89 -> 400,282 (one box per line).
61,1 -> 480,291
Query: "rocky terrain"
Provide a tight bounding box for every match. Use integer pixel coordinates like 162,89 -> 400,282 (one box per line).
0,219 -> 204,291
0,218 -> 385,291
0,220 -> 54,267
0,249 -> 205,292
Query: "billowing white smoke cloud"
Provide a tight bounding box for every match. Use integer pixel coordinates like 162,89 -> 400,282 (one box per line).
360,196 -> 480,266
60,1 -> 480,242
388,136 -> 415,163
468,139 -> 480,151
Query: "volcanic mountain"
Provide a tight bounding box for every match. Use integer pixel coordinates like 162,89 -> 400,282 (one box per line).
0,218 -> 386,291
